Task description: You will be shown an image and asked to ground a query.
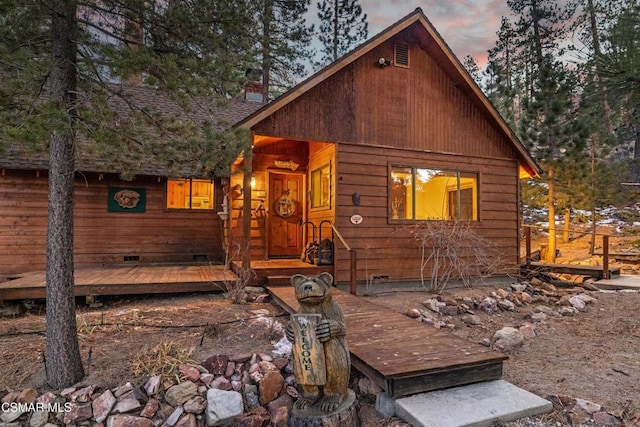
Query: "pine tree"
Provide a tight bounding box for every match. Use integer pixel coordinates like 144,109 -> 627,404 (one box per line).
315,0 -> 368,67
462,55 -> 482,86
254,0 -> 314,100
0,0 -> 254,388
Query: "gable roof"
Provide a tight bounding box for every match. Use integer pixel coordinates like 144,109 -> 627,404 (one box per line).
236,8 -> 542,178
0,85 -> 262,177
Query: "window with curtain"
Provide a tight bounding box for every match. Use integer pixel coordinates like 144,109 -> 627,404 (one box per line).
390,166 -> 478,221
166,178 -> 214,210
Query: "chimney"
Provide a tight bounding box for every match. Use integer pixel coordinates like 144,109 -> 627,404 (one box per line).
244,68 -> 265,103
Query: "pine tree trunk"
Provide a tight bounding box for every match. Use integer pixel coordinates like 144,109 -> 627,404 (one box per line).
547,169 -> 556,263
46,0 -> 84,389
563,207 -> 570,243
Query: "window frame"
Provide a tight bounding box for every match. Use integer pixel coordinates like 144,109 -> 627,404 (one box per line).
388,164 -> 479,222
310,162 -> 332,210
166,177 -> 215,211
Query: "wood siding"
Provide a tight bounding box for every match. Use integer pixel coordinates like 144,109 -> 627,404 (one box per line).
253,38 -> 517,164
0,170 -> 225,275
333,143 -> 520,284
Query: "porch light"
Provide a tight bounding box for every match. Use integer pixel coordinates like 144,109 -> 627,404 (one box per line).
251,175 -> 256,188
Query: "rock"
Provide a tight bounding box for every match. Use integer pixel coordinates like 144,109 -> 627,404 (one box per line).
165,381 -> 198,407
358,376 -> 382,396
258,353 -> 273,362
245,391 -> 261,409
144,376 -> 162,396
497,299 -> 515,311
212,376 -> 232,391
179,364 -> 201,383
183,396 -> 207,414
0,407 -> 25,423
534,305 -> 555,315
225,361 -> 236,378
569,296 -> 587,311
139,397 -> 159,418
229,352 -> 253,363
576,293 -> 597,304
462,314 -> 483,326
258,361 -> 278,372
29,410 -> 49,427
203,355 -> 229,375
259,370 -> 284,405
406,308 -> 421,318
575,398 -> 602,414
480,297 -> 498,314
92,389 -> 116,423
519,323 -> 536,340
273,357 -> 289,371
106,414 -> 153,427
530,312 -> 548,321
163,406 -> 185,427
205,389 -> 244,426
491,327 -> 524,352
63,402 -> 93,424
17,388 -> 39,404
270,406 -> 289,427
36,392 -> 56,405
60,387 -> 76,399
441,305 -> 459,316
496,288 -> 510,298
423,298 -> 443,313
112,391 -> 142,414
112,382 -> 134,398
592,411 -> 619,425
175,413 -> 198,427
70,385 -> 95,402
559,306 -> 577,316
511,283 -> 528,292
200,373 -> 215,385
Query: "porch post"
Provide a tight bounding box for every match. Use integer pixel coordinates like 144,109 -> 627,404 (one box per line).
241,133 -> 254,272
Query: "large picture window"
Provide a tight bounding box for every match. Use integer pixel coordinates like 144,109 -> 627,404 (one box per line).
311,163 -> 331,209
390,167 -> 478,221
166,178 -> 214,210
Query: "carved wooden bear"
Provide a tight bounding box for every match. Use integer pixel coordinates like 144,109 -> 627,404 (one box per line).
285,272 -> 350,413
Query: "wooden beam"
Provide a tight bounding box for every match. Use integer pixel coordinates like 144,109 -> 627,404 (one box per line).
241,134 -> 254,273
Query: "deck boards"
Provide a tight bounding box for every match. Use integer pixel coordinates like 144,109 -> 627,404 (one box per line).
267,286 -> 507,398
0,264 -> 236,300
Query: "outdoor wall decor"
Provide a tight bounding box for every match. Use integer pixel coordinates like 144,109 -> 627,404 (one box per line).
108,187 -> 146,212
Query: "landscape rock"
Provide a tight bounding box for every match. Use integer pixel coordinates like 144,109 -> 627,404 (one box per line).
491,327 -> 524,352
163,406 -> 185,427
139,397 -> 159,418
17,388 -> 39,404
183,396 -> 207,414
112,391 -> 142,414
165,381 -> 198,407
258,370 -> 284,405
144,375 -> 162,396
592,411 -> 619,425
569,296 -> 587,311
575,293 -> 597,304
462,314 -> 483,326
106,414 -> 153,427
519,323 -> 537,340
203,355 -> 229,375
205,389 -> 244,426
175,412 -> 198,427
70,385 -> 95,402
480,297 -> 498,314
92,389 -> 116,422
112,382 -> 134,398
28,410 -> 49,427
211,376 -> 232,391
179,364 -> 201,382
63,402 -> 92,424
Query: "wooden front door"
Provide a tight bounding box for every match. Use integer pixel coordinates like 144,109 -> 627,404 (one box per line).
269,173 -> 303,257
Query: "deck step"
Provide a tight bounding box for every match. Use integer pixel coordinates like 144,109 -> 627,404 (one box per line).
265,275 -> 292,286
387,380 -> 552,427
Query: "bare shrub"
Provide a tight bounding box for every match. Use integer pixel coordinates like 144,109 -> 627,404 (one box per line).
406,221 -> 503,292
223,241 -> 256,304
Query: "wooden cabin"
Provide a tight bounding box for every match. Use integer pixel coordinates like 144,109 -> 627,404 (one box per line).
229,8 -> 542,286
0,86 -> 261,276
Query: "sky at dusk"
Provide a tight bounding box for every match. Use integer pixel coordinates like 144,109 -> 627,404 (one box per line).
339,0 -> 511,68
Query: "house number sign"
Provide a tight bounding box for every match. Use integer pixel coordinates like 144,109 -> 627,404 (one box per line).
350,214 -> 363,225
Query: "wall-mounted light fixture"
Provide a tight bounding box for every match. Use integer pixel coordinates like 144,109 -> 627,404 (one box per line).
251,175 -> 256,188
352,193 -> 361,206
377,57 -> 391,68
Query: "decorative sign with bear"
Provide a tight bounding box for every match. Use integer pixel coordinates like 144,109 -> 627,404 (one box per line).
285,272 -> 357,424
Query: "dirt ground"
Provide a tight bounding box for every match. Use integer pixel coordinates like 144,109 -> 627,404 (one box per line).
1,231 -> 639,426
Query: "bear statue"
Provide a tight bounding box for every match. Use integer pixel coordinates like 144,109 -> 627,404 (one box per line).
285,272 -> 350,414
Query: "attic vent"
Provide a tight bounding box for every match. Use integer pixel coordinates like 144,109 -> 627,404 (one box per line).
395,43 -> 409,67
124,255 -> 139,262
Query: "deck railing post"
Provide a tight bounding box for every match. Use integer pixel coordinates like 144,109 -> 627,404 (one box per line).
525,226 -> 531,265
349,249 -> 357,296
603,235 -> 609,280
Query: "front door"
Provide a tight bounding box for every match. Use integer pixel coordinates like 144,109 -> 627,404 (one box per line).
269,173 -> 303,257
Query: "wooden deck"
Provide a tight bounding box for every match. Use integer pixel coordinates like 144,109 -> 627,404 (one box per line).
267,286 -> 507,399
231,259 -> 332,286
0,264 -> 236,301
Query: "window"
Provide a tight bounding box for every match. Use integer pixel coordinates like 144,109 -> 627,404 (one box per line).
311,163 -> 331,209
390,167 -> 478,220
166,178 -> 214,210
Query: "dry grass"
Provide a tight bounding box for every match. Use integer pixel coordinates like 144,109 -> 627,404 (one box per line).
131,340 -> 196,382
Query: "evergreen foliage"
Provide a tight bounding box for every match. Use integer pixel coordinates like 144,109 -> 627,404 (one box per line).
315,0 -> 368,67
